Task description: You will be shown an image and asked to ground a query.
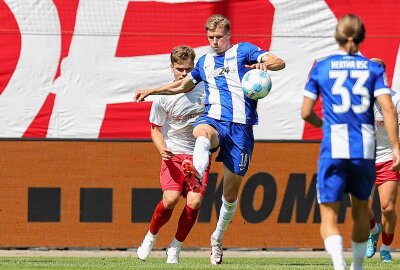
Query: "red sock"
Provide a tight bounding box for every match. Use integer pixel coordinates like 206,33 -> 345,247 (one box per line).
149,201 -> 173,235
175,206 -> 199,242
382,232 -> 394,246
369,218 -> 376,230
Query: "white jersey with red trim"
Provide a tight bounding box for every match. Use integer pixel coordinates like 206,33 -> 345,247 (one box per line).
374,89 -> 400,163
149,83 -> 204,155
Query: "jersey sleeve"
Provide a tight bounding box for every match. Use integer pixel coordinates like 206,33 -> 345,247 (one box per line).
373,65 -> 391,97
149,96 -> 167,126
304,62 -> 320,100
188,57 -> 203,84
243,42 -> 269,64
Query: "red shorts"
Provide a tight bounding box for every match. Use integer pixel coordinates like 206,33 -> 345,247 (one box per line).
160,154 -> 210,197
375,160 -> 400,185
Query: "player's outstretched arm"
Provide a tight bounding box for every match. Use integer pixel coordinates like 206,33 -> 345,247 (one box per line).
245,54 -> 285,71
134,77 -> 195,102
301,96 -> 323,128
377,94 -> 400,171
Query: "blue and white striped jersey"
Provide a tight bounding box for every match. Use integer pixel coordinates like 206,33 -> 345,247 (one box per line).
189,42 -> 269,125
304,51 -> 391,159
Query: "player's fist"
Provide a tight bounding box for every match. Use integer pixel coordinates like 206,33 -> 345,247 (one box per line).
245,62 -> 268,71
391,147 -> 400,171
161,148 -> 174,160
134,89 -> 149,102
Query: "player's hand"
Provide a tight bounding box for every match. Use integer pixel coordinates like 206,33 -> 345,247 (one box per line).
245,62 -> 268,71
391,147 -> 400,171
160,148 -> 174,160
134,89 -> 150,102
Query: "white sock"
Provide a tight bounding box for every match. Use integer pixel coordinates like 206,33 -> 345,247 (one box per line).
146,231 -> 157,239
211,196 -> 238,242
370,223 -> 380,235
193,136 -> 211,177
380,244 -> 390,251
351,240 -> 367,269
324,235 -> 346,270
169,237 -> 183,248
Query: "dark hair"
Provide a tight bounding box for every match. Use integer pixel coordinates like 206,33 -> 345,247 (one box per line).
334,14 -> 365,54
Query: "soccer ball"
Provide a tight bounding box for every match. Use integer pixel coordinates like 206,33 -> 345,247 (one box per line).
241,69 -> 272,100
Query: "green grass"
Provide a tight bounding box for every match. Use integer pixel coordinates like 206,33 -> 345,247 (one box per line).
0,257 -> 398,270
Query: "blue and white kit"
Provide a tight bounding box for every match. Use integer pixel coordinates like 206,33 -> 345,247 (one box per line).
304,51 -> 391,202
189,42 -> 269,175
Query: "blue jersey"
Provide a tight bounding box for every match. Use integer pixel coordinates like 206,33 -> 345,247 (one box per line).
304,51 -> 390,159
189,42 -> 269,125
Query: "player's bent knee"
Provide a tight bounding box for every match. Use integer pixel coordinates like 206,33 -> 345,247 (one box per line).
187,201 -> 202,210
163,197 -> 179,209
223,194 -> 238,203
381,204 -> 396,216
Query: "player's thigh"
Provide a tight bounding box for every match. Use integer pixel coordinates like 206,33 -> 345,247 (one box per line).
193,123 -> 219,144
377,180 -> 399,209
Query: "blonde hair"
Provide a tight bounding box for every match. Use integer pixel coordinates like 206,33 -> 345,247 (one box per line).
170,45 -> 195,65
335,14 -> 365,54
205,14 -> 230,33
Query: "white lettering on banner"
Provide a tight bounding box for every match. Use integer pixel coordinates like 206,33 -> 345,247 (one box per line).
0,0 -> 398,138
0,0 -> 60,137
1,0 -> 212,138
47,0 -> 211,138
48,0 -> 135,138
253,0 -> 338,139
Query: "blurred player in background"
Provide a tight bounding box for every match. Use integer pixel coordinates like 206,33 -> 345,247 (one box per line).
301,14 -> 400,270
136,45 -> 210,264
365,57 -> 400,263
134,14 -> 285,265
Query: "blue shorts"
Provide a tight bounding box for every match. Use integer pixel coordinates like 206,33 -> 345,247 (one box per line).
194,115 -> 254,176
317,158 -> 375,203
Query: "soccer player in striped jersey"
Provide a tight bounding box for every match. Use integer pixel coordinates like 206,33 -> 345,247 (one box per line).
365,58 -> 400,263
134,14 -> 285,265
136,46 -> 210,264
301,14 -> 400,270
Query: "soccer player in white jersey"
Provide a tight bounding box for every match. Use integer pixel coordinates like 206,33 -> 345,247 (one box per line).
301,14 -> 400,270
364,58 -> 400,263
134,14 -> 285,264
136,46 -> 210,264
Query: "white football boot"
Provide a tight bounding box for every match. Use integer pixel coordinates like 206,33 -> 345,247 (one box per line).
137,233 -> 157,261
166,246 -> 181,264
210,237 -> 223,265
